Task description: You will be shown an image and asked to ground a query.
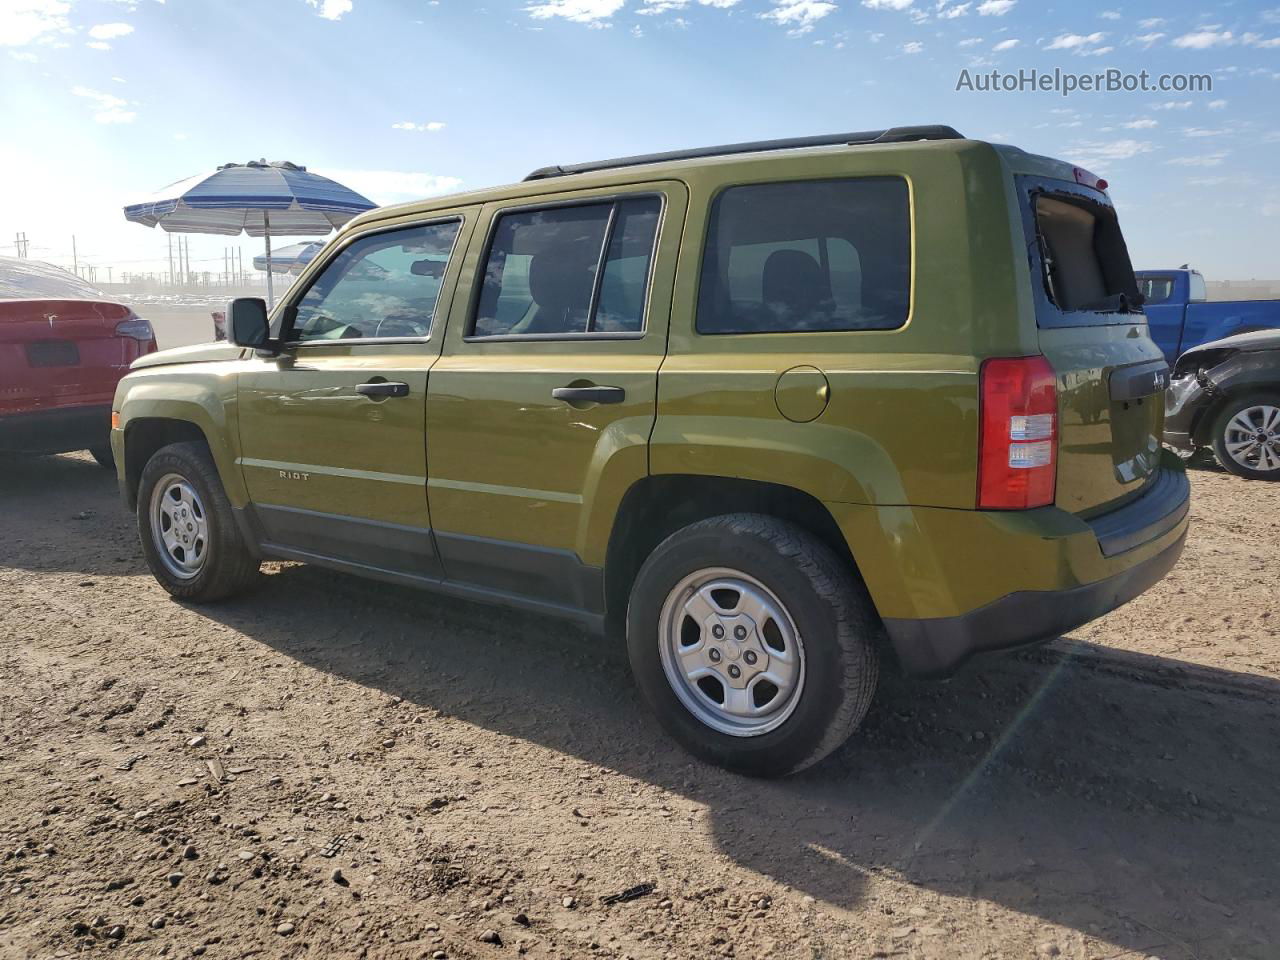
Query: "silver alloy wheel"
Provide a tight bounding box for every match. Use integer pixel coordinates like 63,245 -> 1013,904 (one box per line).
1223,404 -> 1280,473
150,473 -> 209,579
658,567 -> 806,737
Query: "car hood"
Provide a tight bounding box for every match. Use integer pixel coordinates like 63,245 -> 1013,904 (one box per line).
1181,328 -> 1280,359
130,341 -> 247,371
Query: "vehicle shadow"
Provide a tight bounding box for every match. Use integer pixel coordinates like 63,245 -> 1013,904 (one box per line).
197,562 -> 1278,959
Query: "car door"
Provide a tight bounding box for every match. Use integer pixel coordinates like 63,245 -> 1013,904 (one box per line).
426,182 -> 686,615
236,208 -> 476,576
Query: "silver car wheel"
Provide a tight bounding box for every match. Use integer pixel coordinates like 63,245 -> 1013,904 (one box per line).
150,473 -> 209,579
658,567 -> 806,737
1223,404 -> 1280,473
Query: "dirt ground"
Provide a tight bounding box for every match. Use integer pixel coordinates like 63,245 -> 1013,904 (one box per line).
1,455 -> 1277,960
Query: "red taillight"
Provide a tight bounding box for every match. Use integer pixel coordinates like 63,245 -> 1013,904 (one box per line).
978,356 -> 1058,510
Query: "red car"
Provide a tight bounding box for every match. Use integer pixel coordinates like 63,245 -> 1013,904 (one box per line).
0,257 -> 157,468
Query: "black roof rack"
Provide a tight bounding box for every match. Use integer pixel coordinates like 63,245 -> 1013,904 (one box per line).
523,125 -> 964,182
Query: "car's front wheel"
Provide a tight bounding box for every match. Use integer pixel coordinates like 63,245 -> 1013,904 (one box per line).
626,513 -> 880,777
1211,392 -> 1280,481
137,441 -> 260,601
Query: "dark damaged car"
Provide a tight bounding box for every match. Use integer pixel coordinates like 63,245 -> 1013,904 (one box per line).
1165,329 -> 1280,480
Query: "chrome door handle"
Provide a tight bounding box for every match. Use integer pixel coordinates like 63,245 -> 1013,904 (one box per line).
551,385 -> 625,405
356,381 -> 410,398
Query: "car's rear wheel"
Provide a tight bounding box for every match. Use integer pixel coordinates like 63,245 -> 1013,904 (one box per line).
137,441 -> 260,601
1211,392 -> 1280,481
626,513 -> 880,777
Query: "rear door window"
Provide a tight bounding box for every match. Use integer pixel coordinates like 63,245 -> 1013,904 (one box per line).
696,177 -> 910,334
471,196 -> 661,338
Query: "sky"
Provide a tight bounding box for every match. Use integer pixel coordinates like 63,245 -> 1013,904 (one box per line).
1,0 -> 1278,282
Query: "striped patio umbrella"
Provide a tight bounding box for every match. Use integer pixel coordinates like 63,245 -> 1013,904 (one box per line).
252,241 -> 325,275
123,160 -> 375,306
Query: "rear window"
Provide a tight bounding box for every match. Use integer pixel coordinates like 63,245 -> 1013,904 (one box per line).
696,177 -> 910,334
1137,276 -> 1175,304
1028,187 -> 1141,323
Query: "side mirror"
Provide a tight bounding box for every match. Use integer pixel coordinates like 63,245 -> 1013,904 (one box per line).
228,298 -> 272,351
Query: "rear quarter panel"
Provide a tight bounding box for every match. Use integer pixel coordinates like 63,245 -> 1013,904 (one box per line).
1183,300 -> 1280,352
653,140 -> 1031,511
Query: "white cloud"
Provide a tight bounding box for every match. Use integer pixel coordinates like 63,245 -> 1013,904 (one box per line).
1172,29 -> 1233,49
1138,16 -> 1164,28
637,0 -> 742,12
1,0 -> 71,46
902,39 -> 924,52
305,0 -> 353,20
1207,98 -> 1228,109
1243,32 -> 1280,47
760,0 -> 837,34
391,120 -> 446,132
1132,31 -> 1163,48
1067,139 -> 1154,167
957,35 -> 983,46
1154,99 -> 1193,110
1182,127 -> 1225,137
992,37 -> 1018,50
1046,31 -> 1106,50
86,40 -> 110,49
1263,7 -> 1280,24
71,85 -> 136,124
938,2 -> 969,18
1166,152 -> 1229,167
317,169 -> 463,205
88,22 -> 134,39
525,0 -> 625,21
1122,117 -> 1158,129
1099,9 -> 1120,19
863,0 -> 914,9
976,0 -> 1015,15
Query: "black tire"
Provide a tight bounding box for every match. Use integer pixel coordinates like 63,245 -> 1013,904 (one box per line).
89,443 -> 115,470
137,441 -> 261,601
626,513 -> 880,778
1210,391 -> 1280,481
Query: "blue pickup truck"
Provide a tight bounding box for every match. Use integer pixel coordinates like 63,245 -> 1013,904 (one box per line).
1136,268 -> 1280,363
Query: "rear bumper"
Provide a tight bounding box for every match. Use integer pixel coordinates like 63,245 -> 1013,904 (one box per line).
0,404 -> 111,454
828,452 -> 1191,677
883,525 -> 1186,676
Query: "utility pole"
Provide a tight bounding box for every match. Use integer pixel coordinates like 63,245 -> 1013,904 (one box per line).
167,233 -> 174,286
14,232 -> 28,257
72,235 -> 79,277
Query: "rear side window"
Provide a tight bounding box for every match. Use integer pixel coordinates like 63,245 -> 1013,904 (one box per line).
472,196 -> 661,337
1188,272 -> 1207,303
1031,192 -> 1140,319
697,177 -> 910,334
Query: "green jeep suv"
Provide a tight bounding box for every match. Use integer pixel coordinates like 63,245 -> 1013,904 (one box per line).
111,126 -> 1190,777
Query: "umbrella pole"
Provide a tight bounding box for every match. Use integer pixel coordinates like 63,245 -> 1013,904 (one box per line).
264,211 -> 275,310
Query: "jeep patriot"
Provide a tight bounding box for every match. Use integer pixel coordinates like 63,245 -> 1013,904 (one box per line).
111,126 -> 1190,776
